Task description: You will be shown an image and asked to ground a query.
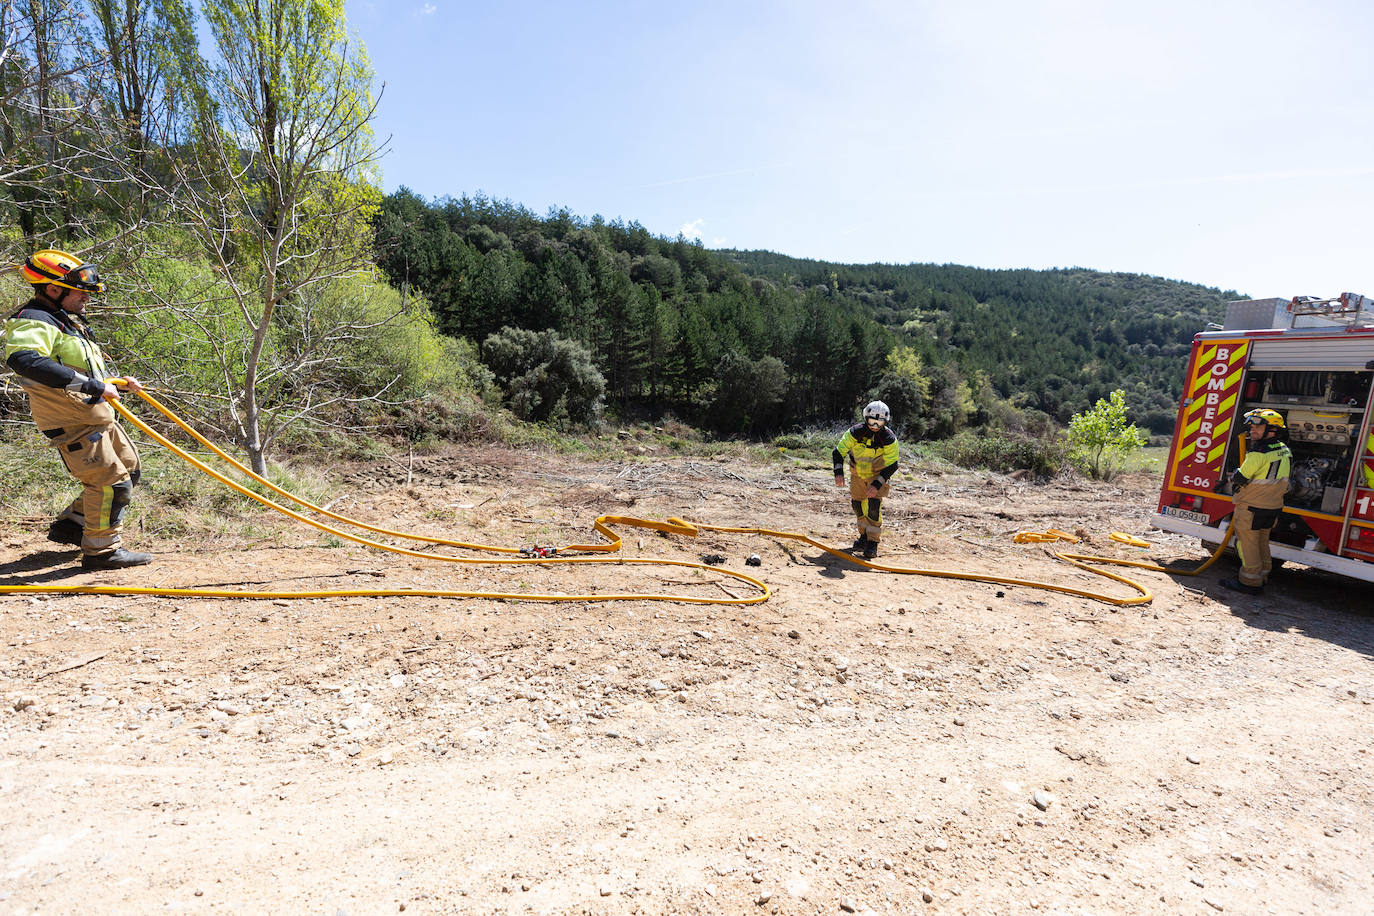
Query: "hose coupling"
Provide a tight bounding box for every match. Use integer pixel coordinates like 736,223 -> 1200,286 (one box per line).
521,546 -> 558,558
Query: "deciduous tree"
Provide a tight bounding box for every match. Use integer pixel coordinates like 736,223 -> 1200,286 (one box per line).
133,0 -> 382,473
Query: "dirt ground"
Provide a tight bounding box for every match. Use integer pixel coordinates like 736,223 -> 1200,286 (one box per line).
2,445 -> 1372,915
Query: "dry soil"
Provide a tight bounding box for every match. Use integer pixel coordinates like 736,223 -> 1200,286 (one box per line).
2,446 -> 1372,915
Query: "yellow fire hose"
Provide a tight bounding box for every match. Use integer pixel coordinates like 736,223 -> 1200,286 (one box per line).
0,385 -> 1238,606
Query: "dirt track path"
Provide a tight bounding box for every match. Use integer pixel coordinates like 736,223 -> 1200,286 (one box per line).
3,450 -> 1372,914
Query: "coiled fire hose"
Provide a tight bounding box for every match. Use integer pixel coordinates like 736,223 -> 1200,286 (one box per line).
0,384 -> 1237,605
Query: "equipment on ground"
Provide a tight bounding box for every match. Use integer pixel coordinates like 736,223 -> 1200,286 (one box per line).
1152,293 -> 1374,583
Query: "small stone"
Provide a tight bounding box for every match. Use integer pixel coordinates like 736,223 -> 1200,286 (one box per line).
598,881 -> 613,897
953,717 -> 966,727
1186,754 -> 1202,765
922,890 -> 934,903
745,554 -> 762,567
1203,897 -> 1224,911
377,750 -> 394,766
1032,790 -> 1054,811
787,630 -> 801,640
756,889 -> 772,905
840,897 -> 859,912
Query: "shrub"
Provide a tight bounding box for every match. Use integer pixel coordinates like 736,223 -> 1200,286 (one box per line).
931,429 -> 1065,476
1067,389 -> 1147,481
707,351 -> 786,435
482,326 -> 605,426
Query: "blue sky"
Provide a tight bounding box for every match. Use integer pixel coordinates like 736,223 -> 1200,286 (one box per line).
346,0 -> 1374,300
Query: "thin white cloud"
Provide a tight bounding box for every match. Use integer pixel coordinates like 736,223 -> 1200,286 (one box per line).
680,218 -> 704,240
419,3 -> 436,15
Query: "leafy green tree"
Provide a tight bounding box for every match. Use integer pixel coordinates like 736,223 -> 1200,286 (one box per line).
0,0 -> 114,240
481,326 -> 604,426
1067,389 -> 1146,481
926,363 -> 976,439
134,0 -> 381,473
707,351 -> 786,436
866,345 -> 931,434
89,0 -> 200,174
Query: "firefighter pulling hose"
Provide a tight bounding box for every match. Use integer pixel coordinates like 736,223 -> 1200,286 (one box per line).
3,250 -> 151,569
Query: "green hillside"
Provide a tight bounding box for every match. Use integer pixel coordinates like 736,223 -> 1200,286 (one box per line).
374,190 -> 1235,436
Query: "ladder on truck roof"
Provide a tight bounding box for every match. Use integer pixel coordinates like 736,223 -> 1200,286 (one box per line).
1287,292 -> 1374,328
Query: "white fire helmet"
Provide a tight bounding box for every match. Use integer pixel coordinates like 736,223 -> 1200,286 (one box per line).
863,400 -> 891,424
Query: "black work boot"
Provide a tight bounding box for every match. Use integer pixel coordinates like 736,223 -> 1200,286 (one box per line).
1219,577 -> 1263,595
47,518 -> 84,547
852,535 -> 869,552
863,541 -> 878,560
82,548 -> 153,570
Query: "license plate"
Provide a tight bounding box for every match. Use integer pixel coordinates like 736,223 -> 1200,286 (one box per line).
1163,506 -> 1209,524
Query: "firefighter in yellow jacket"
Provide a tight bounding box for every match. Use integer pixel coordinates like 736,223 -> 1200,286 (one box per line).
1220,408 -> 1291,595
4,249 -> 151,569
833,400 -> 900,559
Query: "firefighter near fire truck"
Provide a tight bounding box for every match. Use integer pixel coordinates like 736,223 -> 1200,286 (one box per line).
4,249 -> 152,570
1220,408 -> 1292,595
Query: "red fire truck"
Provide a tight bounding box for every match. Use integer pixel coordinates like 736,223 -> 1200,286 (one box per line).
1151,293 -> 1374,583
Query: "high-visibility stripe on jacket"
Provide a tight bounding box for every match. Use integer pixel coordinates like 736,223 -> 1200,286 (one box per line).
833,423 -> 900,483
4,295 -> 110,399
1362,432 -> 1374,489
1237,439 -> 1291,483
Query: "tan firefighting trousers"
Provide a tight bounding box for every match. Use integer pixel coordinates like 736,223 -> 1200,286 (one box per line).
849,474 -> 891,544
1233,480 -> 1286,588
25,383 -> 139,556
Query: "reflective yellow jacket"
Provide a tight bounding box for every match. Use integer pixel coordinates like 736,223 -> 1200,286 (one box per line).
833,423 -> 900,484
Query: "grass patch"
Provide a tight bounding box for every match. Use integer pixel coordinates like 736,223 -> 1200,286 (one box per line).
1128,445 -> 1169,474
0,424 -> 341,544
